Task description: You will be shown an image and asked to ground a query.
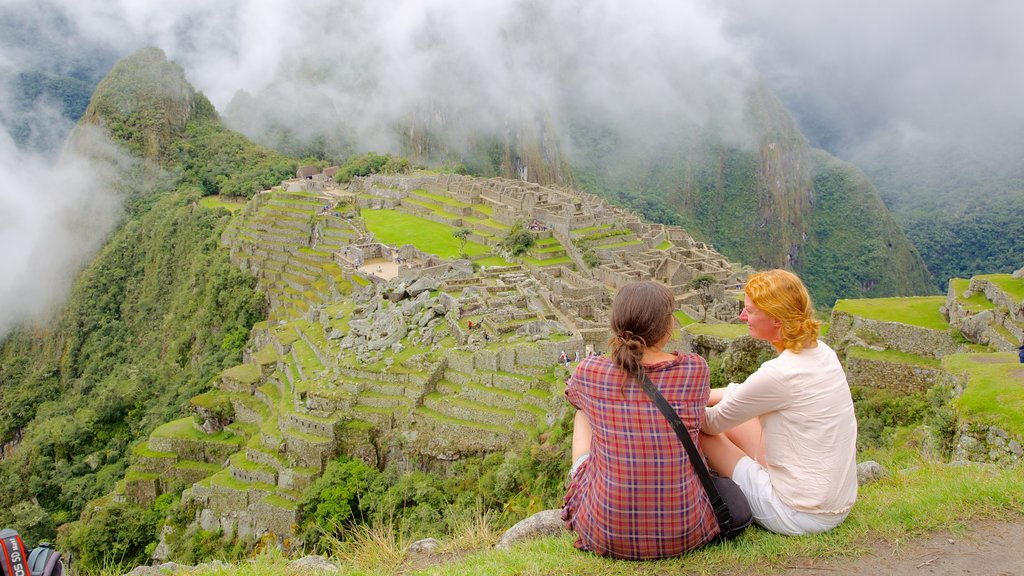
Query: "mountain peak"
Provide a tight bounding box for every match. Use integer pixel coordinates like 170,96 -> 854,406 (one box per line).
74,47 -> 215,163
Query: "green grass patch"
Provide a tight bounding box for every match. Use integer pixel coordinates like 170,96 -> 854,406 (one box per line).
415,462 -> 1024,576
362,209 -> 492,259
413,189 -> 472,208
151,418 -> 243,445
683,323 -> 750,339
846,346 -> 941,368
198,195 -> 246,212
833,296 -> 948,331
253,344 -> 279,365
222,363 -> 261,385
656,240 -> 672,250
263,493 -> 299,510
949,278 -> 996,312
599,239 -> 643,249
673,310 -> 697,328
520,255 -> 572,267
976,273 -> 1024,300
131,441 -> 176,460
946,352 -> 1024,438
209,468 -> 276,493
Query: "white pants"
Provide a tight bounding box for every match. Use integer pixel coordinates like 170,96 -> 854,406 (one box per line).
732,456 -> 848,536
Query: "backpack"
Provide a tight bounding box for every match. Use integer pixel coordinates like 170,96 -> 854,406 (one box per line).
0,529 -> 64,576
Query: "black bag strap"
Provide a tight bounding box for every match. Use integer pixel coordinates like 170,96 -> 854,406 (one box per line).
638,373 -> 733,535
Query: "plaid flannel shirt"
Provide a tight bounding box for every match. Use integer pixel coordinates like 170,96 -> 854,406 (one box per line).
562,353 -> 719,559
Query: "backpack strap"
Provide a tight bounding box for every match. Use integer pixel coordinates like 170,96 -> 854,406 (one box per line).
0,528 -> 31,576
28,544 -> 61,576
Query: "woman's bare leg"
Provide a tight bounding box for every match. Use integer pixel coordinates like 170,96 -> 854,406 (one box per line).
724,418 -> 766,467
571,410 -> 592,462
700,417 -> 765,477
699,431 -> 745,476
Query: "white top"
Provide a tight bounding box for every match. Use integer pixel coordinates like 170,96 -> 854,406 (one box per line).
702,341 -> 858,514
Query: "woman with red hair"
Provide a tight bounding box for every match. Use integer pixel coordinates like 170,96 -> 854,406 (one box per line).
700,269 -> 857,535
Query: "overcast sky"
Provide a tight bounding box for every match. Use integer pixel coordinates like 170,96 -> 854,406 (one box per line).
1,0 -> 1022,337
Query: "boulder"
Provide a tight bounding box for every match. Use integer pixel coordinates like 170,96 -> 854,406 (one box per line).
857,460 -> 887,486
495,509 -> 566,549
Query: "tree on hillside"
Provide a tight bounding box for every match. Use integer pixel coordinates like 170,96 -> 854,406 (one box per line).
688,275 -> 716,322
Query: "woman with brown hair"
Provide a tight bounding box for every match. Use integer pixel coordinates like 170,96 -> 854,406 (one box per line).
700,269 -> 857,535
562,281 -> 720,559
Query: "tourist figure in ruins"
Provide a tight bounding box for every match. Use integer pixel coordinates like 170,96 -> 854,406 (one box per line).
700,269 -> 857,536
562,281 -> 720,559
1018,342 -> 1024,364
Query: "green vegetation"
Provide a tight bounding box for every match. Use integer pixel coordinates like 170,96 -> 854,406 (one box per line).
975,274 -> 1024,300
946,353 -> 1024,439
0,190 -> 263,548
197,195 -> 246,212
499,223 -> 536,256
687,275 -> 716,322
179,118 -> 296,198
362,209 -> 492,259
899,196 -> 1024,292
83,47 -> 210,163
334,152 -> 411,183
173,457 -> 1024,576
949,278 -> 996,312
673,311 -> 697,328
833,296 -> 948,330
0,48 -> 268,562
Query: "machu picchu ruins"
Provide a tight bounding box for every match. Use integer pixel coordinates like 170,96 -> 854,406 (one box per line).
118,169 -> 751,547
116,168 -> 1024,551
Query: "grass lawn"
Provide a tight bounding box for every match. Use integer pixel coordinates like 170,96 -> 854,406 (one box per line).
673,310 -> 697,327
945,352 -> 1024,438
362,209 -> 492,259
198,195 -> 246,212
833,296 -> 948,331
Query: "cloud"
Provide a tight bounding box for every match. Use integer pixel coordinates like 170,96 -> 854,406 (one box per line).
0,124 -> 122,339
23,0 -> 758,154
716,0 -> 1024,161
4,0 -> 1022,335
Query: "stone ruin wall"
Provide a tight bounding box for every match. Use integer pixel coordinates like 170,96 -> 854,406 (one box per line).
828,311 -> 968,359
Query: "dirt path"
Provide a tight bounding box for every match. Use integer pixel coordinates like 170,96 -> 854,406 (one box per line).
777,519 -> 1024,575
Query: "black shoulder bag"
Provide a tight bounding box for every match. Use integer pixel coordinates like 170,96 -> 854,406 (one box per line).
639,374 -> 752,540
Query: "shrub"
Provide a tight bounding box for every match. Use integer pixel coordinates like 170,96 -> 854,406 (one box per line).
59,502 -> 160,574
334,152 -> 411,183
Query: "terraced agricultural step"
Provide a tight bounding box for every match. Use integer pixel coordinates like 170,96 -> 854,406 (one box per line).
230,452 -> 278,486
421,393 -> 518,429
148,417 -> 246,465
356,390 -> 413,410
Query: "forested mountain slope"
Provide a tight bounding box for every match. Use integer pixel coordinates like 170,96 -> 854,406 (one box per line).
0,47 -> 292,543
